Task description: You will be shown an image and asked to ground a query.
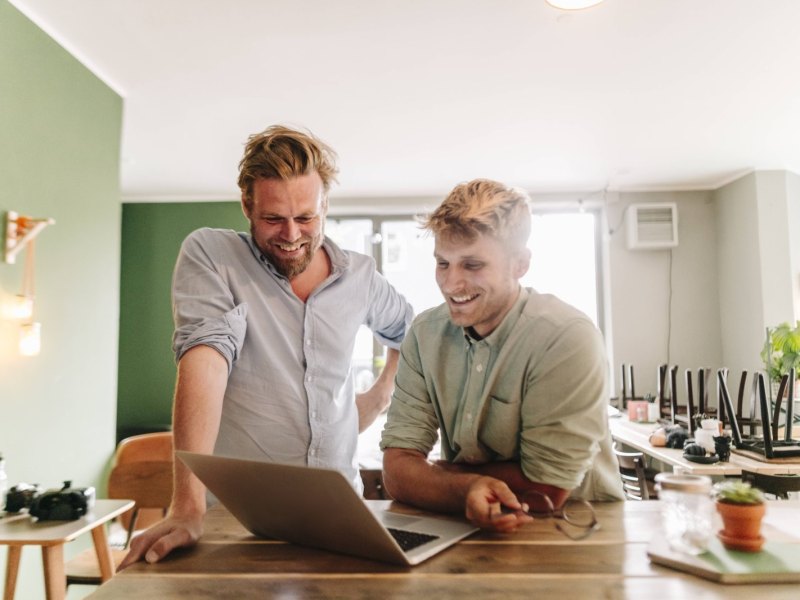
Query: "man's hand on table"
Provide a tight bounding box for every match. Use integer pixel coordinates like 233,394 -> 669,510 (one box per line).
119,514 -> 204,568
465,476 -> 533,533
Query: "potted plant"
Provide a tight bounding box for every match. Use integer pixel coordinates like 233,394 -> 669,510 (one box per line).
761,321 -> 800,393
713,480 -> 766,552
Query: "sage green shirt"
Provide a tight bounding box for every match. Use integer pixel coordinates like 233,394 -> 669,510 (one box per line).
381,288 -> 624,501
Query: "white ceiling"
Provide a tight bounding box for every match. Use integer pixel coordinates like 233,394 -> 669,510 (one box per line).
10,0 -> 800,201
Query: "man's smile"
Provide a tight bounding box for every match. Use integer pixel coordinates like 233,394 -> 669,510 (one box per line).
449,293 -> 479,305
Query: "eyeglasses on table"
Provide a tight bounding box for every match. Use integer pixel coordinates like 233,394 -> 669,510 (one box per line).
501,490 -> 600,540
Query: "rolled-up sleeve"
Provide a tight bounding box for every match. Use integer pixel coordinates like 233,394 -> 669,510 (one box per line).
172,230 -> 248,372
380,327 -> 440,454
364,269 -> 414,349
519,319 -> 608,490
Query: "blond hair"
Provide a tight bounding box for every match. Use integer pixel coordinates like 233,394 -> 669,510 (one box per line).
422,179 -> 532,252
238,125 -> 338,211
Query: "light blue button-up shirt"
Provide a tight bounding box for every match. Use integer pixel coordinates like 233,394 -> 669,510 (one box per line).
172,228 -> 413,491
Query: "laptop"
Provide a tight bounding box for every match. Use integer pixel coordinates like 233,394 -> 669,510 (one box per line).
177,451 -> 478,565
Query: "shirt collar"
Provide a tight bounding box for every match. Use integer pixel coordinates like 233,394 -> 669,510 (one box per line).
462,287 -> 529,348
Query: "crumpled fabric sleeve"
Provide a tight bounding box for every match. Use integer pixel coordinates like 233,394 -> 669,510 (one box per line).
171,230 -> 248,374
519,318 -> 608,490
380,326 -> 440,455
363,268 -> 414,349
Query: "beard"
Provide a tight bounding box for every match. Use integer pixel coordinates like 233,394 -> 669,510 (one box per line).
251,223 -> 322,279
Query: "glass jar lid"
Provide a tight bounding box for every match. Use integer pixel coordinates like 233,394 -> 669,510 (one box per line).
654,473 -> 712,494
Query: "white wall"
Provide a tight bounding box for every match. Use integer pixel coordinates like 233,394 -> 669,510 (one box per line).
606,191 -> 722,398
714,173 -> 765,375
756,171 -> 795,327
784,171 -> 800,320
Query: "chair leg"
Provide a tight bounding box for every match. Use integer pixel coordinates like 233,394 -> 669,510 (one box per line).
124,509 -> 140,549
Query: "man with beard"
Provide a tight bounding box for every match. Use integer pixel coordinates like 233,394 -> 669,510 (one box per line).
380,179 -> 622,534
122,125 -> 413,566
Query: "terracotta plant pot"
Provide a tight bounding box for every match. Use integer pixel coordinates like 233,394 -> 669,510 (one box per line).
716,500 -> 766,552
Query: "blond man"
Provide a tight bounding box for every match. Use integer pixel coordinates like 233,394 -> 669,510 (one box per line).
123,125 -> 413,565
381,179 -> 622,533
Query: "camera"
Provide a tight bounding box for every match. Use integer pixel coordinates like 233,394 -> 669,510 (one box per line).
4,482 -> 43,513
29,480 -> 96,521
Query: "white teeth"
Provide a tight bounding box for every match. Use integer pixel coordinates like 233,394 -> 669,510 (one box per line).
451,294 -> 477,304
277,243 -> 303,251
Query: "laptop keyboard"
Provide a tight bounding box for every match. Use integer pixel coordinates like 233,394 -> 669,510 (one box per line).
387,528 -> 440,552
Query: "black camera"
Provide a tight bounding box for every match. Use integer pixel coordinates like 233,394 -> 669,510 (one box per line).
4,482 -> 43,513
29,480 -> 95,521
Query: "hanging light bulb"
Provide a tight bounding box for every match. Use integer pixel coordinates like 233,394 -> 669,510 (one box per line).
2,238 -> 36,319
19,322 -> 41,357
4,294 -> 33,319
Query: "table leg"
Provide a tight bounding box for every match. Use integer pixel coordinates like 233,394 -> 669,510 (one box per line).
3,546 -> 21,600
90,523 -> 115,581
41,545 -> 64,600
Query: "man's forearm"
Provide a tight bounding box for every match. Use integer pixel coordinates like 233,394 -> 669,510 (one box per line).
170,345 -> 228,516
434,460 -> 570,508
356,348 -> 401,432
382,448 -> 484,513
374,347 -> 399,390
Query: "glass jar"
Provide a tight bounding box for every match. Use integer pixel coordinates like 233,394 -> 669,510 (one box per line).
654,473 -> 714,555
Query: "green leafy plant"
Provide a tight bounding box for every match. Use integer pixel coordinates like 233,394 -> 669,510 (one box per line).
713,480 -> 765,505
761,321 -> 800,382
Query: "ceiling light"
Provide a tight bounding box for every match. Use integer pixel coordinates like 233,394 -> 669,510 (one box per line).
546,0 -> 605,10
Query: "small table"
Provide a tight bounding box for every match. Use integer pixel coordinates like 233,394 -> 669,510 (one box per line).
0,498 -> 133,600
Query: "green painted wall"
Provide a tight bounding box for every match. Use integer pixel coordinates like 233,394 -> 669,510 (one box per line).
0,1 -> 122,597
117,201 -> 243,435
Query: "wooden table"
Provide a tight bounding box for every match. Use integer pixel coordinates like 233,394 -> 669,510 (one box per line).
0,499 -> 133,600
87,500 -> 800,599
609,415 -> 800,476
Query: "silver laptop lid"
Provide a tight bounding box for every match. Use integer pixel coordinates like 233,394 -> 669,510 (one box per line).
177,451 -> 477,565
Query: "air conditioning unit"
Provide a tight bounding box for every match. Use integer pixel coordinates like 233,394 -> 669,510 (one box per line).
626,203 -> 678,250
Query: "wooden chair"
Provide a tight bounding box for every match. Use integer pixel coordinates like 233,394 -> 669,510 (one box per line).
718,370 -> 762,437
682,369 -> 697,434
667,365 -> 693,430
619,363 -> 638,409
697,367 -> 713,416
657,364 -> 670,418
65,433 -> 173,588
113,432 -> 173,532
741,469 -> 800,500
612,443 -> 657,500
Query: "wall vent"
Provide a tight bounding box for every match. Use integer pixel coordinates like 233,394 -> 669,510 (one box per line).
626,203 -> 678,250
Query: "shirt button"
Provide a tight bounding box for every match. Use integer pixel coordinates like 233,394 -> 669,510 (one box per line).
306,339 -> 311,345
476,364 -> 483,373
466,413 -> 473,421
309,448 -> 317,457
307,376 -> 313,382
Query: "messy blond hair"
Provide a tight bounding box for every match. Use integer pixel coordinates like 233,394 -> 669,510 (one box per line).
422,179 -> 532,252
238,125 -> 339,211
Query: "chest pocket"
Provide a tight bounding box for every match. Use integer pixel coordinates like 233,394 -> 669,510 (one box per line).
479,396 -> 521,458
